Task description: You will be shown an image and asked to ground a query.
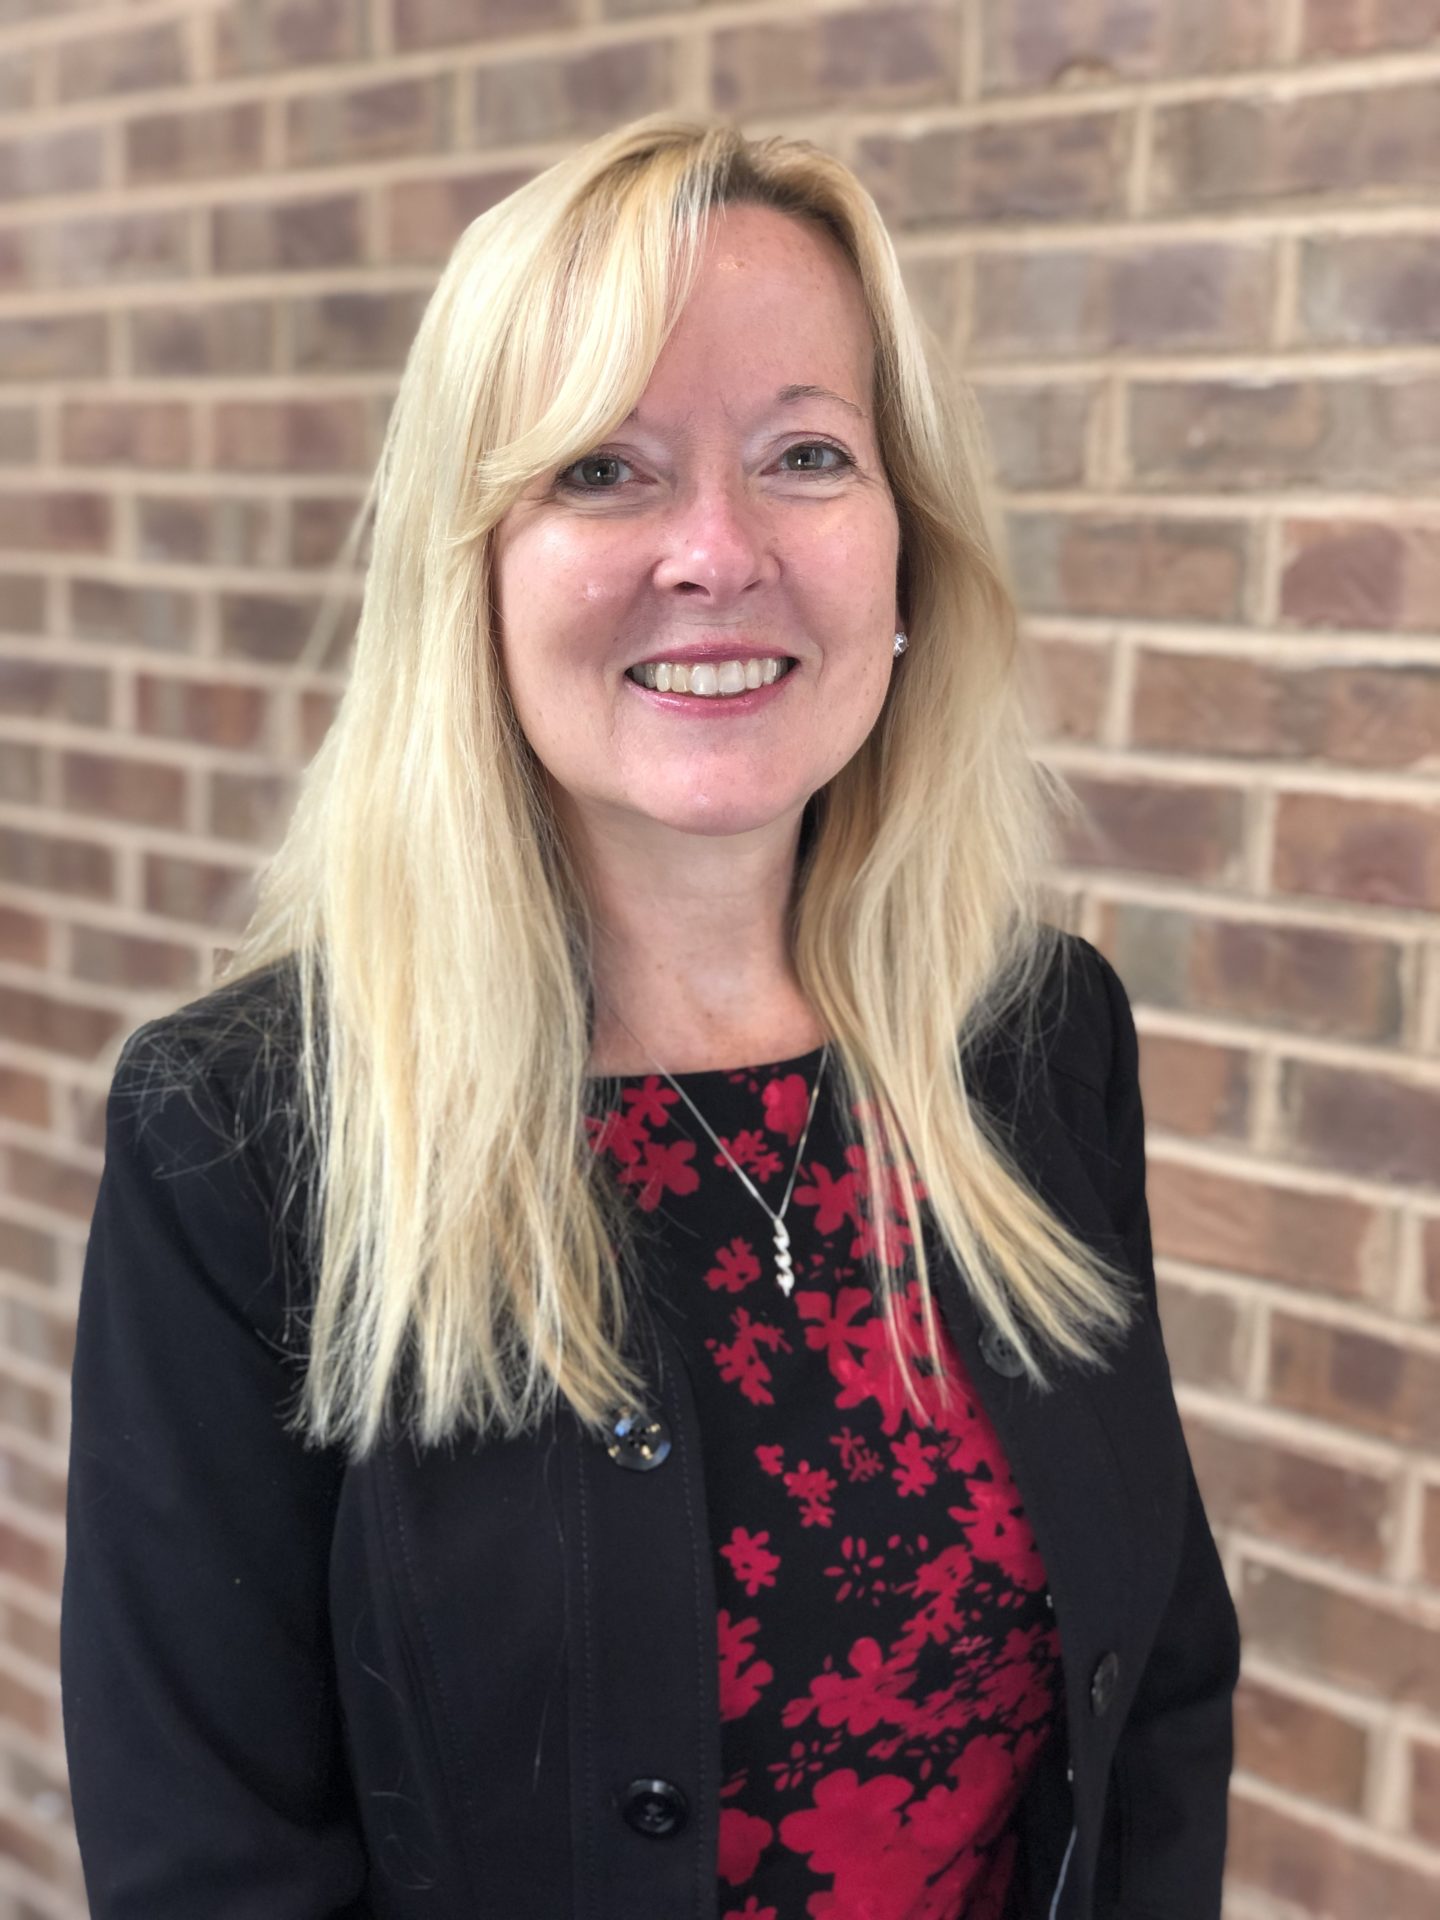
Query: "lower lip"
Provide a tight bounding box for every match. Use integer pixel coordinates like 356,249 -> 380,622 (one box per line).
623,664 -> 799,717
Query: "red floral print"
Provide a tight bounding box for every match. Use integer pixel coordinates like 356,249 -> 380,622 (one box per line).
584,1047 -> 1061,1919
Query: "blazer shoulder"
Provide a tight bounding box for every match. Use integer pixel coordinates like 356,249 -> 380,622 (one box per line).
976,924 -> 1119,1102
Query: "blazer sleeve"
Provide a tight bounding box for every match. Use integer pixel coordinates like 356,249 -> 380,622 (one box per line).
1093,948 -> 1242,1920
61,1024 -> 373,1918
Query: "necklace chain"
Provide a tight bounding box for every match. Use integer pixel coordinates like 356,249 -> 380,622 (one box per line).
606,1012 -> 830,1298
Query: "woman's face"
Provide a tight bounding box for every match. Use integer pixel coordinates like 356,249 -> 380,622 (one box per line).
491,202 -> 903,854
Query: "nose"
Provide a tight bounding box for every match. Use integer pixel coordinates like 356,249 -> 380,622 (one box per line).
652,475 -> 775,602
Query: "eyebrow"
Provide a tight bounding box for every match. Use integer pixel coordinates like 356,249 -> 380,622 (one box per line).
623,383 -> 866,426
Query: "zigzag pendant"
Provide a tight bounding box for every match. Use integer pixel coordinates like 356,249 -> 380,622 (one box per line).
774,1219 -> 794,1297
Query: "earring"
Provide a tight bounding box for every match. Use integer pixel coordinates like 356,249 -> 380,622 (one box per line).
893,631 -> 907,656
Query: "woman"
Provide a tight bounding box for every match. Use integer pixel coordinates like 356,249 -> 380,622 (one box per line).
60,112 -> 1239,1919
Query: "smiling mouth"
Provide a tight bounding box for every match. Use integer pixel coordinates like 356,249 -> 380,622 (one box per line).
625,658 -> 798,697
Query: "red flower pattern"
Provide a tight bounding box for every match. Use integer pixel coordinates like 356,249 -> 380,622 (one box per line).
584,1049 -> 1060,1918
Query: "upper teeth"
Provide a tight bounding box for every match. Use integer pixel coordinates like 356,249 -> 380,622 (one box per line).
628,656 -> 792,696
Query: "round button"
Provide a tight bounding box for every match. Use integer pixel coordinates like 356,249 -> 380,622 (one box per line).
620,1777 -> 688,1838
1090,1650 -> 1121,1717
979,1322 -> 1026,1378
604,1409 -> 672,1471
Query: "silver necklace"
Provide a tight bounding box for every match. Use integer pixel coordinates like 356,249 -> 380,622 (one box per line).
607,1012 -> 830,1298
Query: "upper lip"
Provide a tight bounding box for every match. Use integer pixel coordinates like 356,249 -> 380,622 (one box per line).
629,643 -> 796,668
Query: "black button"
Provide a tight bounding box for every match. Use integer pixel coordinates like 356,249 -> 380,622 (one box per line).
604,1409 -> 672,1471
979,1322 -> 1025,1378
620,1777 -> 688,1838
1090,1650 -> 1120,1717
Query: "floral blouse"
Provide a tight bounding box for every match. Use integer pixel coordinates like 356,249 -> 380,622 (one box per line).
583,1044 -> 1062,1920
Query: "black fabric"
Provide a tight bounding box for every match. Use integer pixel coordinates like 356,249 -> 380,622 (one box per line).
60,930 -> 1240,1919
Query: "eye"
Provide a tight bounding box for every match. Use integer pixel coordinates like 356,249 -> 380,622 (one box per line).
780,440 -> 853,475
555,452 -> 633,493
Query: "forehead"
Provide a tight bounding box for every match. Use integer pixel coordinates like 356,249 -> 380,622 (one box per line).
625,205 -> 876,421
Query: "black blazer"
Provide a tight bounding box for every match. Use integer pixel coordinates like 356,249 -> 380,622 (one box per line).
60,932 -> 1240,1920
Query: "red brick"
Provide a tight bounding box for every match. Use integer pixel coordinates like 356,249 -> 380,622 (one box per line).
1150,81 -> 1440,213
0,490 -> 109,554
1148,1158 -> 1387,1299
1412,1735 -> 1440,1846
0,1520 -> 61,1591
130,301 -> 275,378
1133,650 -> 1440,771
0,571 -> 47,628
290,290 -> 428,373
0,1595 -> 60,1673
212,195 -> 364,274
1228,1790 -> 1440,1920
69,577 -> 197,651
392,0 -> 576,54
0,1365 -> 60,1444
1279,519 -> 1440,634
209,768 -> 297,843
1233,1673 -> 1370,1809
0,1217 -> 56,1286
55,19 -> 188,101
135,674 -> 268,750
0,126 -> 104,203
1424,1483 -> 1440,1587
60,751 -> 187,828
0,826 -> 112,899
1423,1217 -> 1440,1321
219,590 -> 356,667
136,495 -> 272,569
1301,0 -> 1440,56
974,383 -> 1093,489
42,208 -> 192,291
1273,792 -> 1440,913
1138,1030 -> 1251,1142
0,660 -> 106,727
289,494 -> 370,568
381,167 -> 534,264
0,985 -> 118,1060
60,400 -> 193,470
858,111 -> 1132,229
0,312 -> 107,382
215,0 -> 370,75
0,903 -> 47,967
981,0 -> 1278,90
1299,231 -> 1440,346
713,6 -> 956,117
1103,900 -> 1404,1044
0,1663 -> 55,1741
1059,773 -> 1247,883
1240,1558 -> 1440,1710
0,1067 -> 47,1127
970,240 -> 1275,358
468,41 -> 673,147
1192,1420 -> 1394,1572
213,397 -> 370,474
286,74 -> 452,168
9,1142 -> 104,1220
1025,632 -> 1111,743
1279,1057 -> 1440,1189
69,923 -> 200,993
1154,1276 -> 1249,1390
143,853 -> 256,927
1006,511 -> 1250,621
1269,1310 -> 1440,1449
1129,373 -> 1440,491
126,101 -> 265,187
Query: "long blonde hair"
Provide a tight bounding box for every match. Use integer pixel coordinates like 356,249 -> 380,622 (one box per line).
116,111 -> 1139,1462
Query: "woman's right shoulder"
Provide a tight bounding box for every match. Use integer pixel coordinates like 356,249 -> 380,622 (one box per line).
105,956 -> 316,1290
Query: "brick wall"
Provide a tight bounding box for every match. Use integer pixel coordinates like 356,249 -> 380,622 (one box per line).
0,2 -> 1435,1915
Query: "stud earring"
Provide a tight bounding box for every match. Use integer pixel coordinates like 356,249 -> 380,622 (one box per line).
893,631 -> 908,656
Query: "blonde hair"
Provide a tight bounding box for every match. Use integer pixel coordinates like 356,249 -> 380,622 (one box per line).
115,111 -> 1139,1462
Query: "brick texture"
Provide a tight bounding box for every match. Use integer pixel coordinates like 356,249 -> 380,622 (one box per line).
0,4 -> 1434,1918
